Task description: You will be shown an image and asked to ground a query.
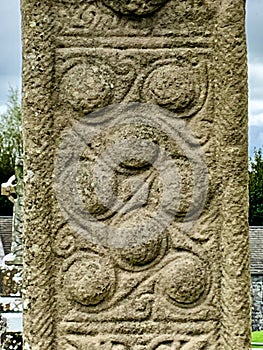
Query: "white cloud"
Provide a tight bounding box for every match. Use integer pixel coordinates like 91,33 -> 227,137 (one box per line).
249,99 -> 263,112
248,62 -> 263,127
249,99 -> 263,126
249,113 -> 263,127
248,63 -> 263,100
248,63 -> 263,79
249,125 -> 263,156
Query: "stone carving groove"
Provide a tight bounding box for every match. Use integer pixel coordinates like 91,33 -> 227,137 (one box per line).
215,1 -> 251,349
60,333 -> 212,350
22,2 -> 56,350
22,0 -> 250,349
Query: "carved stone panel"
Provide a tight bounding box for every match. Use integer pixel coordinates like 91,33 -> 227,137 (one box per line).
22,0 -> 250,349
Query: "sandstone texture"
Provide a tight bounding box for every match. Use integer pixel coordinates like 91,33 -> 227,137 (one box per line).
22,0 -> 250,349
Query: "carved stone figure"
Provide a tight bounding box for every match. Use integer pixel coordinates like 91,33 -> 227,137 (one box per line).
22,0 -> 250,349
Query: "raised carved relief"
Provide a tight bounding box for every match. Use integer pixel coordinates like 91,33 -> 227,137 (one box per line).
141,61 -> 208,116
60,333 -> 210,350
156,252 -> 207,307
57,55 -> 137,114
148,334 -> 209,350
53,0 -> 218,42
61,335 -> 130,350
23,0 -> 250,348
101,0 -> 169,16
74,121 -> 207,228
60,63 -> 114,113
57,52 -> 208,117
54,225 -> 77,257
54,102 -> 214,323
57,247 -> 213,324
81,4 -> 117,28
113,234 -> 168,271
63,253 -> 116,306
52,84 -> 216,350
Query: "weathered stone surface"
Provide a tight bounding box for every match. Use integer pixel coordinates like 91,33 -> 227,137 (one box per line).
22,0 -> 250,349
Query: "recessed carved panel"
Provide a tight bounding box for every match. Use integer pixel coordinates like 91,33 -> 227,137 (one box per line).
59,333 -> 213,350
53,0 -> 218,40
55,49 -> 209,119
54,104 -> 211,246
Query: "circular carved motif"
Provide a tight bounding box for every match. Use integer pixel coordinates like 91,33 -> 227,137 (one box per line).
142,64 -> 196,112
53,226 -> 76,257
55,103 -> 209,249
63,254 -> 116,306
159,252 -> 207,307
114,235 -> 168,271
60,63 -> 113,113
102,0 -> 168,16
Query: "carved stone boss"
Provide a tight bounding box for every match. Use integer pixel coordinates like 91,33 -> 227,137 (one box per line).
22,0 -> 250,349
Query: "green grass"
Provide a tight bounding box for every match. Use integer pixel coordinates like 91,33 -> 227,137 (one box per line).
252,331 -> 263,348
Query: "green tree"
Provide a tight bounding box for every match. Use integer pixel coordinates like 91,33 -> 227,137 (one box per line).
0,88 -> 22,216
249,148 -> 263,226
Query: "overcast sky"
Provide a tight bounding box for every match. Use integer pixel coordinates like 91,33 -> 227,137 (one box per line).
0,1 -> 262,157
0,1 -> 21,114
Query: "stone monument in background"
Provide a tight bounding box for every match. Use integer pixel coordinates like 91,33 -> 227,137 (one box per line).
0,158 -> 23,348
1,158 -> 24,267
22,0 -> 250,349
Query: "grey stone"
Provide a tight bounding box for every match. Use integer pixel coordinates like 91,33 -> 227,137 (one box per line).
22,0 -> 250,349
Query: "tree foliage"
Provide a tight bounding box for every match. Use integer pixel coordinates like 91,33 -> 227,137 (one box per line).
249,148 -> 263,226
0,88 -> 22,216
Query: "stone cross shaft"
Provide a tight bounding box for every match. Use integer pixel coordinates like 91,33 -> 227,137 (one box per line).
22,0 -> 250,349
